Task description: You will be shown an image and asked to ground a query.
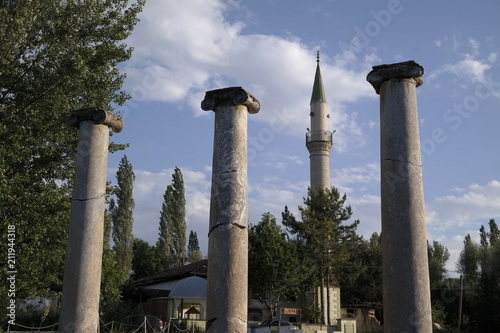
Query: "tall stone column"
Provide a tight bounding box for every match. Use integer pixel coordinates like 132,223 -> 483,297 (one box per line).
59,107 -> 123,333
201,87 -> 260,333
367,61 -> 432,333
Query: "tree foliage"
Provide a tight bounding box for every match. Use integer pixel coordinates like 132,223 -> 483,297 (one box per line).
110,155 -> 136,282
187,230 -> 202,263
131,239 -> 162,280
425,240 -> 451,327
100,210 -> 124,312
249,212 -> 317,319
157,184 -> 174,268
157,167 -> 186,269
284,187 -> 359,274
428,240 -> 451,289
283,187 -> 360,325
0,0 -> 144,315
457,219 -> 500,332
337,232 -> 383,305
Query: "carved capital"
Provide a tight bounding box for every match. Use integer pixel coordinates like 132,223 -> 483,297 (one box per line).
367,60 -> 424,94
201,86 -> 260,114
66,107 -> 124,133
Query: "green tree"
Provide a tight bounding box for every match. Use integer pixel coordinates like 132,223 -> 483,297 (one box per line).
249,212 -> 316,319
100,209 -> 123,314
457,233 -> 480,331
157,185 -> 174,268
476,219 -> 500,331
157,167 -> 186,268
170,168 -> 187,266
283,187 -> 359,325
187,230 -> 203,263
457,234 -> 480,286
0,0 -> 144,315
456,219 -> 500,332
427,240 -> 450,327
336,232 -> 383,305
131,239 -> 162,280
428,240 -> 450,289
110,155 -> 136,282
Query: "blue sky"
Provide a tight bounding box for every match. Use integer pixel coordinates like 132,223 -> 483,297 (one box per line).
107,0 -> 500,275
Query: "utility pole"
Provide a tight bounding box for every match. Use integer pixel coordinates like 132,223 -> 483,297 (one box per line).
457,274 -> 463,333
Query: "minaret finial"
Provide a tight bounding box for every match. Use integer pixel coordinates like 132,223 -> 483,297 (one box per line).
317,50 -> 320,64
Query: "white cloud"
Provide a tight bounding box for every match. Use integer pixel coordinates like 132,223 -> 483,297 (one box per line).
258,152 -> 304,170
249,186 -> 299,220
332,163 -> 380,186
425,180 -> 500,273
349,193 -> 381,239
133,169 -> 171,201
468,38 -> 481,57
430,58 -> 491,84
122,0 -> 373,150
428,36 -> 497,84
427,180 -> 500,229
487,52 -> 498,63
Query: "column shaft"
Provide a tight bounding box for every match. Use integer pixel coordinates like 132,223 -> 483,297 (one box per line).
202,87 -> 259,333
59,122 -> 109,333
367,62 -> 432,333
59,108 -> 122,333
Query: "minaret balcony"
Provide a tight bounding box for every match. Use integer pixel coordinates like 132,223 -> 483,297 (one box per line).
306,130 -> 333,144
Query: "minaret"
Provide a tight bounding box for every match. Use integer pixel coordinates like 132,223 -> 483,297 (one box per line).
306,52 -> 333,191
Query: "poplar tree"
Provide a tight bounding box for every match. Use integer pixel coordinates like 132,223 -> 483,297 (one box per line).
157,185 -> 175,269
110,155 -> 135,282
0,0 -> 144,313
187,230 -> 202,263
171,167 -> 187,266
157,167 -> 186,268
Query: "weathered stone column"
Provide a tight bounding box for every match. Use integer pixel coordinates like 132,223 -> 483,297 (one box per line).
201,87 -> 260,333
59,108 -> 123,333
367,61 -> 432,333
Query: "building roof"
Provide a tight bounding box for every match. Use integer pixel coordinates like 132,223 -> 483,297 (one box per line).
169,276 -> 207,298
132,259 -> 207,287
310,58 -> 327,104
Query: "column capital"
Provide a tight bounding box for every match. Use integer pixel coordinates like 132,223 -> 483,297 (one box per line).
367,60 -> 424,94
66,107 -> 124,133
201,86 -> 260,114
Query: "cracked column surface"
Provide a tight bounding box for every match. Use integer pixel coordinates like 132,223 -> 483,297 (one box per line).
201,87 -> 260,333
59,108 -> 123,333
367,61 -> 432,333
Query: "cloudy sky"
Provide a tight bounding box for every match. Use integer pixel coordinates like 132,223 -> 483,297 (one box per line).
107,0 -> 500,275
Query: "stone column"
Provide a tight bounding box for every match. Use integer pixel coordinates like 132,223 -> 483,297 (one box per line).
59,108 -> 123,333
201,87 -> 260,333
367,61 -> 432,333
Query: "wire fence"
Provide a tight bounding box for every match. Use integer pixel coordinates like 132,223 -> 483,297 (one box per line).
2,317 -> 202,333
4,320 -> 58,332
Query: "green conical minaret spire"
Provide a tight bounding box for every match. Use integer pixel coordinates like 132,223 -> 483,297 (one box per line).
310,51 -> 327,104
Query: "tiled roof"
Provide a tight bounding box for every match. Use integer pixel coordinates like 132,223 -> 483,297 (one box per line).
132,259 -> 208,287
